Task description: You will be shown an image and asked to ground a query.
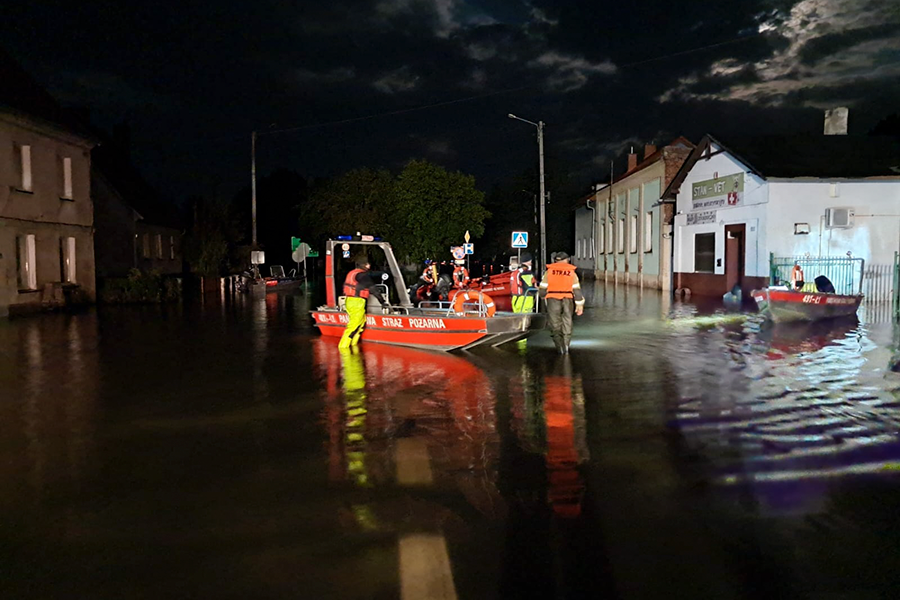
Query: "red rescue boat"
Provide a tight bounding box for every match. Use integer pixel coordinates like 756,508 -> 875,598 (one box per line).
311,236 -> 544,351
752,287 -> 862,323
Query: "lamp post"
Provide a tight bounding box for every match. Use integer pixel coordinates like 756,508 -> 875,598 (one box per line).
508,114 -> 546,272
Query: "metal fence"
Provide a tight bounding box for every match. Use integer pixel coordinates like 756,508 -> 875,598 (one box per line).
894,251 -> 900,318
772,253 -> 899,312
770,254 -> 864,296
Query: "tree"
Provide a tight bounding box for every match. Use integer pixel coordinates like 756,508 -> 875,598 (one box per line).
300,167 -> 394,247
184,196 -> 241,275
390,160 -> 491,261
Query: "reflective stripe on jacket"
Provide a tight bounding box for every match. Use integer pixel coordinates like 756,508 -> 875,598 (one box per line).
343,268 -> 370,298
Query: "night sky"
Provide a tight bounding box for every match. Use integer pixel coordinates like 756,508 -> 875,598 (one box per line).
4,1 -> 899,205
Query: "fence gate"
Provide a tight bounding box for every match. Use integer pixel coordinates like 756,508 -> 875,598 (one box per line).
894,251 -> 900,319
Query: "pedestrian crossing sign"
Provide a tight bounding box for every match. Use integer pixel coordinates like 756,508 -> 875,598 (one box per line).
511,231 -> 528,248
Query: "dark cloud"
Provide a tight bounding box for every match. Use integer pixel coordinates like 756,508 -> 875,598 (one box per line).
2,0 -> 899,209
798,22 -> 900,64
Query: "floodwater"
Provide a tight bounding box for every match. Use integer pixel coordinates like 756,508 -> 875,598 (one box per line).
1,283 -> 899,599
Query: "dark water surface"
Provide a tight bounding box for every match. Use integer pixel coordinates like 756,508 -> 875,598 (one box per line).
2,284 -> 899,599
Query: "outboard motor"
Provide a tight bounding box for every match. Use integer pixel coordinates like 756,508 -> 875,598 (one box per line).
814,275 -> 836,294
435,274 -> 453,301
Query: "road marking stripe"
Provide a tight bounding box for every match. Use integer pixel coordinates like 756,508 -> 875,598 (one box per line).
395,438 -> 433,486
399,533 -> 458,600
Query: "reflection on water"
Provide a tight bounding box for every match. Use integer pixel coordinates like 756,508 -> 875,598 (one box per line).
666,308 -> 900,515
1,283 -> 899,598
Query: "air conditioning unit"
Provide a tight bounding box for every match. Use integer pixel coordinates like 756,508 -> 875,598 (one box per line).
825,207 -> 854,229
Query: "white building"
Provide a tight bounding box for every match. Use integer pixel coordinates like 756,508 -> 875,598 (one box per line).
663,128 -> 900,301
574,137 -> 693,290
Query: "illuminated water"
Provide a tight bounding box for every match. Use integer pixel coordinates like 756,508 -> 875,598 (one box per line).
1,283 -> 898,598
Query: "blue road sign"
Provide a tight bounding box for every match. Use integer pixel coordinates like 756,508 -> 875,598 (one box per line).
511,231 -> 528,248
464,243 -> 474,255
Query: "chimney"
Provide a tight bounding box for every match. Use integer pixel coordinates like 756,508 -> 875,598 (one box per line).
824,107 -> 848,135
627,146 -> 637,171
643,144 -> 657,160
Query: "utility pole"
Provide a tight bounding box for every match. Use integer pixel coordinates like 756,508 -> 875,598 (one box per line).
251,130 -> 257,248
537,120 -> 547,272
508,114 -> 548,273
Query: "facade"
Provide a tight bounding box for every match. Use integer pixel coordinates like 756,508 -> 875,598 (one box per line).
92,141 -> 183,279
663,131 -> 900,298
574,138 -> 693,290
0,50 -> 97,317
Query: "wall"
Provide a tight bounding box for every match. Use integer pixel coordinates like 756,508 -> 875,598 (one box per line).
0,115 -> 96,314
673,144 -> 769,296
766,180 -> 900,266
573,205 -> 594,273
136,223 -> 182,275
92,171 -> 138,278
591,160 -> 667,288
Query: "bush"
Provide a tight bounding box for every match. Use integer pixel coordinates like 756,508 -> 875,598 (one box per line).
99,269 -> 182,304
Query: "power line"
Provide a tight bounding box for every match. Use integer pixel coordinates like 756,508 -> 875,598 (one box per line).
619,31 -> 765,68
257,84 -> 534,137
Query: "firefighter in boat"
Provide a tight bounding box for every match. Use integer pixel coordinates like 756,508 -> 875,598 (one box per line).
511,252 -> 538,313
410,259 -> 436,303
339,258 -> 388,349
452,259 -> 470,289
790,262 -> 805,291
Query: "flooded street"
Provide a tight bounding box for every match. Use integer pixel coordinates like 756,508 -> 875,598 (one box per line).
2,284 -> 899,599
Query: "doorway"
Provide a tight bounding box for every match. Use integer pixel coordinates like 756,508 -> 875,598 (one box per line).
724,224 -> 745,293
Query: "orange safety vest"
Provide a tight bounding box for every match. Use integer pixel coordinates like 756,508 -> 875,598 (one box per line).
343,268 -> 370,298
544,262 -> 577,299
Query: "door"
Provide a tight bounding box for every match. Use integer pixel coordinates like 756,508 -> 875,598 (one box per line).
725,224 -> 745,293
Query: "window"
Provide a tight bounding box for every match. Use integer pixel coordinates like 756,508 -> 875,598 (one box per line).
17,234 -> 37,289
60,156 -> 73,199
60,236 -> 76,283
15,144 -> 32,191
142,233 -> 150,258
617,218 -> 625,253
598,224 -> 604,254
170,235 -> 176,260
644,212 -> 653,253
694,233 -> 716,273
156,234 -> 163,259
589,237 -> 594,259
629,215 -> 638,253
606,220 -> 613,254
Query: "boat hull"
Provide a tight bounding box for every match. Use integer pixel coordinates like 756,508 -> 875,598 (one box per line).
751,288 -> 862,323
311,308 -> 545,351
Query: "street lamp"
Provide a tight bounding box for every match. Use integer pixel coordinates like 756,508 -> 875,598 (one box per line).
508,113 -> 547,272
